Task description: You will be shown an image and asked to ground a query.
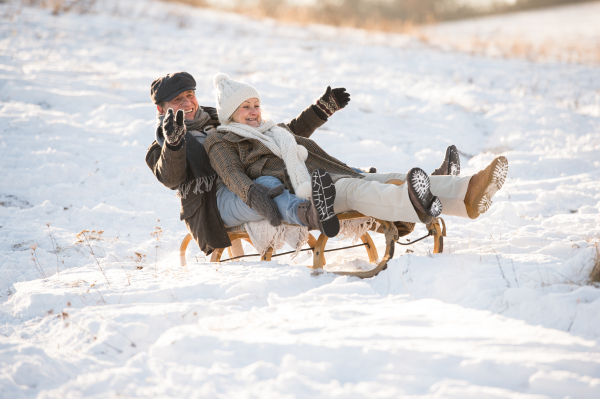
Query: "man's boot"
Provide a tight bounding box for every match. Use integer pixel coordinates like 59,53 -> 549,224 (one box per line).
464,156 -> 508,219
407,167 -> 442,222
431,145 -> 460,176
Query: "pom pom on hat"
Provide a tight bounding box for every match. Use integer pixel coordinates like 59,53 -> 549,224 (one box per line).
213,73 -> 261,124
213,73 -> 229,88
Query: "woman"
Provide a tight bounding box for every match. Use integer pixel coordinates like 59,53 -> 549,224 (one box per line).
205,74 -> 508,233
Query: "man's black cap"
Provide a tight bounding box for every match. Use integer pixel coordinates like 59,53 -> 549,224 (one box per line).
150,72 -> 196,104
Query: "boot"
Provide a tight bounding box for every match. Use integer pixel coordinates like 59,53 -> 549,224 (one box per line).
310,168 -> 340,237
297,201 -> 319,231
407,167 -> 442,221
431,145 -> 460,176
464,156 -> 508,219
297,199 -> 341,237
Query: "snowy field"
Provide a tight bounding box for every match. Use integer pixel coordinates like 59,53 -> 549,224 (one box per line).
1,0 -> 600,397
422,1 -> 600,64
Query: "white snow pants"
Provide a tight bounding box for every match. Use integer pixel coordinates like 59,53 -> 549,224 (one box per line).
333,172 -> 472,223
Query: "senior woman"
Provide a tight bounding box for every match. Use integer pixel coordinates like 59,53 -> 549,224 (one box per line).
205,74 -> 508,232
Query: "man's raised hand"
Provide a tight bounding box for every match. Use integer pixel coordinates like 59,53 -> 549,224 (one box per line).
163,108 -> 186,149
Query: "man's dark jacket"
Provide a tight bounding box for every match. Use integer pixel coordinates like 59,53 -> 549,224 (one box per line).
145,105 -> 327,255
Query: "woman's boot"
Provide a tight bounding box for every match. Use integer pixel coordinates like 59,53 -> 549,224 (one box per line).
464,156 -> 508,219
407,167 -> 443,222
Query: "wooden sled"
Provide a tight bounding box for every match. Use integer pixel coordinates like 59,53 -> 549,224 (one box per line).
179,213 -> 446,279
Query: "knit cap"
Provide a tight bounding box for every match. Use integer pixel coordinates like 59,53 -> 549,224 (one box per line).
213,73 -> 261,124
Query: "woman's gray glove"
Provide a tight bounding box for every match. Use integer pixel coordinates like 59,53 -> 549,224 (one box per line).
163,108 -> 186,149
247,183 -> 285,227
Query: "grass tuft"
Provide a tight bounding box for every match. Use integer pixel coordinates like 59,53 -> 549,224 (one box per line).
590,243 -> 600,285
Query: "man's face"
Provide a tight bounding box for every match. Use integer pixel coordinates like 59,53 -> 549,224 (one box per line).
232,98 -> 261,127
158,90 -> 199,120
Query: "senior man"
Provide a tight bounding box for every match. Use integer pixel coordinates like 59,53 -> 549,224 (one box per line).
145,71 -> 357,254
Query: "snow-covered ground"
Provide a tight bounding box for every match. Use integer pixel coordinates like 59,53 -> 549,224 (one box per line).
1,0 -> 600,397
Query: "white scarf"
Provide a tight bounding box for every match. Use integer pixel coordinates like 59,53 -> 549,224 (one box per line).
217,120 -> 312,200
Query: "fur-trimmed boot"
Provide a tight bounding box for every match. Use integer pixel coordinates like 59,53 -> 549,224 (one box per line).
464,156 -> 508,219
431,145 -> 460,176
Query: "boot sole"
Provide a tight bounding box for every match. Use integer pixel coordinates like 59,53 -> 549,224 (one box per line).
407,168 -> 442,217
476,156 -> 508,214
312,168 -> 340,237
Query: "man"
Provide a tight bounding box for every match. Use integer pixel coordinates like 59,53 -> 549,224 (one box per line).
146,72 -> 357,254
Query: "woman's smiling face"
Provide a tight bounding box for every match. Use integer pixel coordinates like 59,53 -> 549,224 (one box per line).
232,98 -> 261,127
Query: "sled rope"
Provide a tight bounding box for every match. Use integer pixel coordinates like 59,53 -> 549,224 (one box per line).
395,229 -> 434,246
217,229 -> 436,263
218,242 -> 371,262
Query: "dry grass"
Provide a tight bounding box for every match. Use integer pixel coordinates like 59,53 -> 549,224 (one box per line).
159,0 -> 600,65
591,243 -> 600,285
164,0 -> 438,32
151,219 -> 163,274
76,229 -> 111,286
20,0 -> 97,14
423,33 -> 600,65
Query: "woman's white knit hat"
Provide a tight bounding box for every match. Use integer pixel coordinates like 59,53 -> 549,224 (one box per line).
213,73 -> 261,124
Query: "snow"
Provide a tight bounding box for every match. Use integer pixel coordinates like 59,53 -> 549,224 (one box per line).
1,0 -> 600,397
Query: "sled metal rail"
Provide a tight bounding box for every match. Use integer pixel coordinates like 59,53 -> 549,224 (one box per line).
219,241 -> 370,262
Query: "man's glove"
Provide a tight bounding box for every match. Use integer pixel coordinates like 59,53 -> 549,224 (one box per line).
247,183 -> 285,227
163,108 -> 186,149
315,86 -> 351,118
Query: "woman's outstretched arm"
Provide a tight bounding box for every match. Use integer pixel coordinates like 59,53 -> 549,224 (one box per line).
284,105 -> 327,138
285,87 -> 350,138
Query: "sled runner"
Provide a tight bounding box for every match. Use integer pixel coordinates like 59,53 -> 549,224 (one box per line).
179,212 -> 446,279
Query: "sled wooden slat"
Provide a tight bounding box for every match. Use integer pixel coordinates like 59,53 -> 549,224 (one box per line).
307,233 -> 317,250
227,239 -> 244,259
361,231 -> 378,264
179,233 -> 193,266
311,234 -> 328,269
426,217 -> 445,254
328,220 -> 397,279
